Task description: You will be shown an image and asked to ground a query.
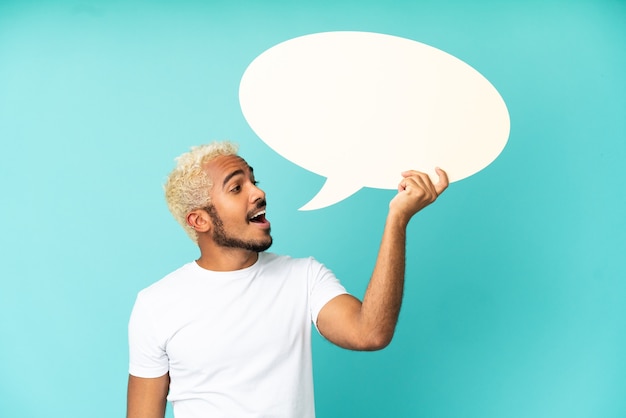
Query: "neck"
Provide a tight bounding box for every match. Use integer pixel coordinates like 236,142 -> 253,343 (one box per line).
195,245 -> 259,272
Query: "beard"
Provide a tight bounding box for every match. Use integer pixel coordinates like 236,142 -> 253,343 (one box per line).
205,204 -> 273,252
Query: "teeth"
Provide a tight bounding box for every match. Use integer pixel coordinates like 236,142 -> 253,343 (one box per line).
251,210 -> 265,219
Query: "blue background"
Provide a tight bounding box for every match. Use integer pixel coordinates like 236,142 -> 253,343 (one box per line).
1,0 -> 625,417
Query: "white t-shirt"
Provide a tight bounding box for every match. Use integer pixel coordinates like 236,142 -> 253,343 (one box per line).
129,252 -> 348,418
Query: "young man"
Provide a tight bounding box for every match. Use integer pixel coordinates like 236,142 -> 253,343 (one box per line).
127,141 -> 448,418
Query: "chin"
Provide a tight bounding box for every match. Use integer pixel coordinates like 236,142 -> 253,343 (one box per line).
256,238 -> 273,252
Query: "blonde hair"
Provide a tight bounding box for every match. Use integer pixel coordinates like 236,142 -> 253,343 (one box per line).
164,141 -> 239,242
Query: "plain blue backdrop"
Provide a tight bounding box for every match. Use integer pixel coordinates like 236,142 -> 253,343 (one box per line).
1,0 -> 624,417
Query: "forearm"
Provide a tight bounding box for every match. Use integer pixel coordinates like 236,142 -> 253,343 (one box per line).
357,212 -> 408,348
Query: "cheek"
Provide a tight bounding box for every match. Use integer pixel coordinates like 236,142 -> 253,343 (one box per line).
216,201 -> 245,223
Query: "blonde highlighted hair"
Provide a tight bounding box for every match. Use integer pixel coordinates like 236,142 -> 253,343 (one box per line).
164,141 -> 239,242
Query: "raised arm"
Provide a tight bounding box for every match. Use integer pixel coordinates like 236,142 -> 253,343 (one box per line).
316,168 -> 449,350
127,373 -> 170,418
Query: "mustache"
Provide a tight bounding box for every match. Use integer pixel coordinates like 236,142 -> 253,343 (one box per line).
247,199 -> 267,219
254,199 -> 267,210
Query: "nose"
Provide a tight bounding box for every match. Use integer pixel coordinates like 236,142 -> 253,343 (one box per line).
250,182 -> 266,203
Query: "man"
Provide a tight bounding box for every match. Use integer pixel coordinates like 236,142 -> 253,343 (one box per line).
127,141 -> 448,418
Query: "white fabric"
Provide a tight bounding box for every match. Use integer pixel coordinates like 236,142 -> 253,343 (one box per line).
129,252 -> 348,418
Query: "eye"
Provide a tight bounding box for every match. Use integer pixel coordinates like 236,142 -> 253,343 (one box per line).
230,184 -> 241,193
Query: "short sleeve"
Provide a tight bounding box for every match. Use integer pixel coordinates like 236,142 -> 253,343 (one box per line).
307,257 -> 349,329
128,293 -> 170,378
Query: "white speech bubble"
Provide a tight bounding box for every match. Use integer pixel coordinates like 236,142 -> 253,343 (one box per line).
239,31 -> 510,210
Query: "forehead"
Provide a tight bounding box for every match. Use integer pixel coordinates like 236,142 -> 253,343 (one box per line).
204,155 -> 252,184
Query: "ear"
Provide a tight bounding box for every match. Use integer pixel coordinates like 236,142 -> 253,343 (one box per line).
187,209 -> 211,234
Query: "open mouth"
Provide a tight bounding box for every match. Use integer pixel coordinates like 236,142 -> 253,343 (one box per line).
249,210 -> 267,223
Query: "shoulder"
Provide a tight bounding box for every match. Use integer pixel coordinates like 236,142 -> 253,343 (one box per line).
259,252 -> 320,269
258,252 -> 333,282
136,261 -> 198,300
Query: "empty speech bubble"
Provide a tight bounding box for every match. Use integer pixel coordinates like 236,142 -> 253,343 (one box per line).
239,31 -> 510,210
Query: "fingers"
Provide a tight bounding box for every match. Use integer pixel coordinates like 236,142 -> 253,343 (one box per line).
401,168 -> 449,196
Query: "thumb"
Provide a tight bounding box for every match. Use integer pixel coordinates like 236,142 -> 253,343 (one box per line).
433,167 -> 449,195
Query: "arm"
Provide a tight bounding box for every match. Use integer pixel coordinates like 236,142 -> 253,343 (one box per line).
127,373 -> 170,418
316,168 -> 449,351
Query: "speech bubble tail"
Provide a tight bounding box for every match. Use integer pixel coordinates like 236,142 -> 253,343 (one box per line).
299,178 -> 362,211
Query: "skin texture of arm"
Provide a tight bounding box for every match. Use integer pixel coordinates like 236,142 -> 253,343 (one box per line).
127,373 -> 170,418
316,168 -> 449,351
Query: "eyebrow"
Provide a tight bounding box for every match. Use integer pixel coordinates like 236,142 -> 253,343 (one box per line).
222,166 -> 254,189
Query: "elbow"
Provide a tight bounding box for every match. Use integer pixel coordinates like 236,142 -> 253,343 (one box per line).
357,330 -> 395,351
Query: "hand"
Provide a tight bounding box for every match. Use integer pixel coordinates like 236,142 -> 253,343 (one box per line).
389,168 -> 449,223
